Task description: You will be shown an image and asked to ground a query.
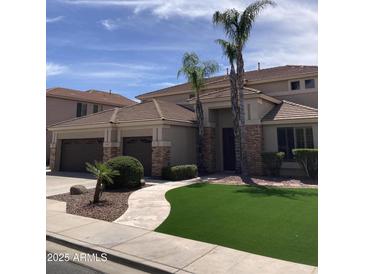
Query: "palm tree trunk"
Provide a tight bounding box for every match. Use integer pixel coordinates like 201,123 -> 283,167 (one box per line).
228,64 -> 241,174
195,91 -> 205,174
93,178 -> 102,204
236,46 -> 248,176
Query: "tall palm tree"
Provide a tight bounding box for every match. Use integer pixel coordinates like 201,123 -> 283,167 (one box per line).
213,0 -> 276,176
86,162 -> 119,204
215,39 -> 241,173
178,52 -> 219,173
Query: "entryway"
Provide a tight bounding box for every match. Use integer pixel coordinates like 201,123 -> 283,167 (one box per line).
222,128 -> 235,171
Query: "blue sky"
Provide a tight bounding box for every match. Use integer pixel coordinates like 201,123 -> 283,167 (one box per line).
47,0 -> 317,100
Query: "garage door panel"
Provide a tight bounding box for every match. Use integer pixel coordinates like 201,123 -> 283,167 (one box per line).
60,138 -> 103,172
123,137 -> 152,177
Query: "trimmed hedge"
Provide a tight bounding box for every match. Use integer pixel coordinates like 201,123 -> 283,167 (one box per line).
262,152 -> 285,176
292,149 -> 318,179
162,165 -> 198,181
106,156 -> 144,188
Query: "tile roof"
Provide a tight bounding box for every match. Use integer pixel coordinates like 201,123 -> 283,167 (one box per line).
137,65 -> 318,99
189,87 -> 261,101
262,100 -> 318,122
47,87 -> 136,107
48,99 -> 196,129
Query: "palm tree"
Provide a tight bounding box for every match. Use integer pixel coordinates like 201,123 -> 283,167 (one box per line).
178,52 -> 219,173
85,162 -> 119,204
213,0 -> 276,176
215,39 -> 241,173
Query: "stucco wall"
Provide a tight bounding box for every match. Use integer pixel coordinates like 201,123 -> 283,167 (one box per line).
162,126 -> 197,166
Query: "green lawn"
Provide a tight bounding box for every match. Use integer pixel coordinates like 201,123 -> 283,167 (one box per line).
156,183 -> 318,266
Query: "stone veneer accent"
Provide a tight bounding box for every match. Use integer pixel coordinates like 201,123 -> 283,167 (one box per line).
202,127 -> 216,173
103,146 -> 121,162
152,146 -> 171,177
244,125 -> 264,175
49,144 -> 57,171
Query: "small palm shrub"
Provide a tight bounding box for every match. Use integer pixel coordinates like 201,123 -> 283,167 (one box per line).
106,156 -> 144,189
85,162 -> 119,203
261,152 -> 285,176
292,149 -> 318,179
162,165 -> 198,181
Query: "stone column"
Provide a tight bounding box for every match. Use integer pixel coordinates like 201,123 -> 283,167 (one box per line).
244,124 -> 264,175
102,127 -> 121,162
151,141 -> 171,177
202,127 -> 216,173
49,132 -> 59,171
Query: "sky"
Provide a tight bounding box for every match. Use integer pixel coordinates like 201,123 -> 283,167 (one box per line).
46,0 -> 318,100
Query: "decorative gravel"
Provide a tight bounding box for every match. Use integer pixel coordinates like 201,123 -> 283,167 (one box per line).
49,186 -> 150,222
205,175 -> 317,188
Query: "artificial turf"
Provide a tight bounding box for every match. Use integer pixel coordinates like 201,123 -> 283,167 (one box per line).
155,183 -> 318,266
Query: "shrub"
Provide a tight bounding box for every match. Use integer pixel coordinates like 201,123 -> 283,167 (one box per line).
261,152 -> 285,176
292,149 -> 318,179
106,156 -> 144,188
162,165 -> 198,181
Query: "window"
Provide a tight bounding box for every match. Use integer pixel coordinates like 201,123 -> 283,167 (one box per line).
290,81 -> 301,90
93,104 -> 99,113
277,127 -> 314,160
76,103 -> 87,117
305,79 -> 315,89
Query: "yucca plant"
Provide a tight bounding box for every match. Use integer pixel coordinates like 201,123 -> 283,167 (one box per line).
85,162 -> 119,204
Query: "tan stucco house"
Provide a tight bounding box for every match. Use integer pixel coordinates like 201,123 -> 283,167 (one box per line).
48,65 -> 318,177
46,87 -> 135,164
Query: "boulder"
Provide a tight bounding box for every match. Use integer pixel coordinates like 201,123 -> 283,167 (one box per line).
70,185 -> 88,195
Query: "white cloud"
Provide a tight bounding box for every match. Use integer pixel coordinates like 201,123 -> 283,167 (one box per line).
46,16 -> 64,23
46,62 -> 68,76
100,19 -> 118,30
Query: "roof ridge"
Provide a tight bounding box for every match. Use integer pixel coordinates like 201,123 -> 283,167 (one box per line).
109,108 -> 120,123
282,100 -> 318,111
153,99 -> 164,120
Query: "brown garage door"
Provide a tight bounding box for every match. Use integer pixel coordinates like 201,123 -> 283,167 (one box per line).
60,138 -> 103,172
123,137 -> 152,176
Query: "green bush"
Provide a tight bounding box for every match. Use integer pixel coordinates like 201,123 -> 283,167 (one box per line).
261,152 -> 285,176
292,149 -> 318,179
162,165 -> 198,181
106,156 -> 144,188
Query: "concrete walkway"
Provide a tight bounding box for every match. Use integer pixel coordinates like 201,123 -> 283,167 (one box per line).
114,178 -> 200,230
47,199 -> 317,274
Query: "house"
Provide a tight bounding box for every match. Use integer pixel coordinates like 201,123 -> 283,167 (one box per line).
47,65 -> 318,177
46,87 -> 136,164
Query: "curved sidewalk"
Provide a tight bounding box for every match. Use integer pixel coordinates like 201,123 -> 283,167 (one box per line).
113,178 -> 200,230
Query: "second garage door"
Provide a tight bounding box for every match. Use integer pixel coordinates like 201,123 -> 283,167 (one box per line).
60,138 -> 103,172
123,137 -> 152,176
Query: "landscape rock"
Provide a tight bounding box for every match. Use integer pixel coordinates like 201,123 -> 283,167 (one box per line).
70,185 -> 88,195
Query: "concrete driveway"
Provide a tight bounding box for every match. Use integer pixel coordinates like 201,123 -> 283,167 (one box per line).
46,171 -> 96,197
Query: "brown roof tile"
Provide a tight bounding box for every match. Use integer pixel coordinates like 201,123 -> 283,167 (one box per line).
137,65 -> 318,99
47,87 -> 136,107
262,100 -> 318,122
189,87 -> 260,101
48,100 -> 196,129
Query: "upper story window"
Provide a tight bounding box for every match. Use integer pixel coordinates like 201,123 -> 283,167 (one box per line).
76,103 -> 87,117
305,79 -> 315,89
277,127 -> 314,160
93,104 -> 104,113
290,81 -> 301,91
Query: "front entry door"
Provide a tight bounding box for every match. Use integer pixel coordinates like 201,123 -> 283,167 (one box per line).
222,128 -> 235,171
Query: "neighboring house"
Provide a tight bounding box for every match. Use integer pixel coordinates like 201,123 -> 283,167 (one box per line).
47,65 -> 318,177
46,87 -> 136,164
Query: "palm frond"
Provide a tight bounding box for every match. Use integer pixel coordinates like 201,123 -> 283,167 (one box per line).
239,0 -> 276,44
215,39 -> 237,65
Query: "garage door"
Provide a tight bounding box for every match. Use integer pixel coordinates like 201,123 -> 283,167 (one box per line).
123,137 -> 152,176
60,138 -> 103,172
